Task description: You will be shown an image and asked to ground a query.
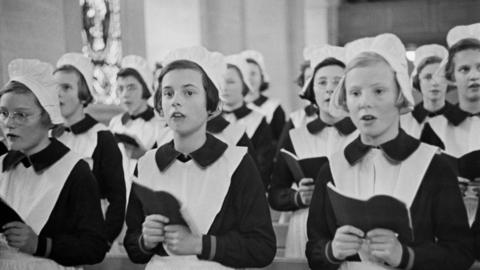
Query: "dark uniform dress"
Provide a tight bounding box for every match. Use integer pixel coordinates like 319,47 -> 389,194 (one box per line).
306,130 -> 474,270
248,94 -> 286,142
0,139 -> 108,269
269,117 -> 357,257
124,134 -> 276,269
54,114 -> 125,245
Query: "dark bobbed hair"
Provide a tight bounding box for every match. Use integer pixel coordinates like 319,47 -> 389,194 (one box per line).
154,60 -> 219,116
303,57 -> 346,104
117,68 -> 152,100
412,56 -> 443,91
445,38 -> 480,82
227,64 -> 250,96
245,58 -> 269,92
0,81 -> 52,127
54,65 -> 93,107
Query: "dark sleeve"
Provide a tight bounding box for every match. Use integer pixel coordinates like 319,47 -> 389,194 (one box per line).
198,154 -> 276,268
275,120 -> 294,159
42,160 -> 109,265
92,130 -> 126,243
410,155 -> 474,270
270,106 -> 286,141
268,132 -> 305,211
251,119 -> 275,189
306,161 -> 344,270
473,201 -> 480,260
124,183 -> 167,264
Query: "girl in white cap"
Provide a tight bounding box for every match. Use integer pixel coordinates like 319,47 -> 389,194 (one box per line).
269,45 -> 357,259
435,23 -> 480,182
124,46 -> 275,269
400,45 -> 454,149
110,55 -> 162,183
242,50 -> 286,143
0,59 -> 108,269
288,54 -> 317,129
306,33 -> 473,270
221,53 -> 275,188
53,52 -> 126,248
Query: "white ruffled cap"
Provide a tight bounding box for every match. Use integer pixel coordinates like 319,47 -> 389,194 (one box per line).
241,49 -> 270,83
446,23 -> 480,47
225,54 -> 254,92
56,52 -> 94,94
7,59 -> 63,124
121,55 -> 154,94
411,44 -> 448,82
330,33 -> 414,116
162,46 -> 227,93
301,45 -> 346,99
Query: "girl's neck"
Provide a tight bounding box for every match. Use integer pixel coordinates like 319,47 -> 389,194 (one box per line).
319,109 -> 338,125
223,101 -> 243,112
459,98 -> 480,114
423,98 -> 445,112
173,123 -> 207,155
65,107 -> 85,127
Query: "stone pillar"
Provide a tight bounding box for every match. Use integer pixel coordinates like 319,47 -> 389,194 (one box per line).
0,0 -> 83,84
144,0 -> 201,66
120,0 -> 146,57
304,0 -> 341,47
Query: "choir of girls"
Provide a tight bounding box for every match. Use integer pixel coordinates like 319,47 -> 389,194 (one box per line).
0,21 -> 479,270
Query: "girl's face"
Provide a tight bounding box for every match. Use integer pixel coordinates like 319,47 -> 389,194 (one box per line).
117,75 -> 148,115
453,49 -> 480,103
0,92 -> 50,155
418,63 -> 447,103
345,61 -> 400,144
55,71 -> 84,119
161,69 -> 208,136
247,62 -> 263,93
221,67 -> 245,107
313,65 -> 344,112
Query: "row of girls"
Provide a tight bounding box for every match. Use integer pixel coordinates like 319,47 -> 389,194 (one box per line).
268,23 -> 480,270
0,22 -> 479,270
0,44 -> 284,268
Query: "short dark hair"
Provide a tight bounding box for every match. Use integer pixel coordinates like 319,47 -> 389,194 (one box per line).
54,65 -> 93,107
445,38 -> 480,81
227,64 -> 249,96
246,58 -> 269,92
0,81 -> 52,127
303,57 -> 346,104
412,56 -> 443,91
117,68 -> 152,99
296,60 -> 311,88
154,60 -> 219,116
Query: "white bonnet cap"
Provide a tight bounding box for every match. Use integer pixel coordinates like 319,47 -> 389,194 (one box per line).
56,52 -> 94,95
447,23 -> 480,47
162,46 -> 226,93
330,33 -> 414,116
301,45 -> 345,103
7,58 -> 63,124
121,55 -> 154,94
241,50 -> 270,83
225,54 -> 254,92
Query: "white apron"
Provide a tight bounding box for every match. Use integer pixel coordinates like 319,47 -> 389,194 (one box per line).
329,143 -> 436,269
136,145 -> 246,269
0,151 -> 82,270
284,126 -> 357,258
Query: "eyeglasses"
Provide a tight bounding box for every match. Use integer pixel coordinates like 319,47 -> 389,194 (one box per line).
0,110 -> 40,125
